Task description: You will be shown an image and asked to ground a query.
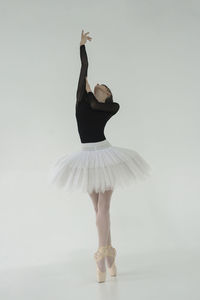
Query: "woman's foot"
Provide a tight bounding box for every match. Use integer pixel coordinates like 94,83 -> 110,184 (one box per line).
95,255 -> 106,272
106,246 -> 115,267
105,245 -> 117,276
94,246 -> 108,282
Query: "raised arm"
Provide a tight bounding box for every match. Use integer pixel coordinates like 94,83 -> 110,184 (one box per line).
76,45 -> 88,106
76,30 -> 92,107
87,92 -> 120,115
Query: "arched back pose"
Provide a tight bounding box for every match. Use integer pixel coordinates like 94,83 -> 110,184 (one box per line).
48,30 -> 152,283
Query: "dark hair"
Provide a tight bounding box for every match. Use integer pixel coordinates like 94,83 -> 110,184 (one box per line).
101,84 -> 113,103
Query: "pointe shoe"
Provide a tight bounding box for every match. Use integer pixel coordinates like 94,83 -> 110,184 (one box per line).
94,246 -> 108,283
106,245 -> 117,276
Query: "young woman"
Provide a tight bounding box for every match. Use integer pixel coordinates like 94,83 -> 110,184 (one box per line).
49,30 -> 152,283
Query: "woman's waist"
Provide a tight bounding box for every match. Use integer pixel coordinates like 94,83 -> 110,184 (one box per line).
81,139 -> 111,150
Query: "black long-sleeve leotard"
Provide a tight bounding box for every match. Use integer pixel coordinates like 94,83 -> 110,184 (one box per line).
75,44 -> 120,143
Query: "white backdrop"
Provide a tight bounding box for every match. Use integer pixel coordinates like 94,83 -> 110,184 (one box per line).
0,0 -> 200,298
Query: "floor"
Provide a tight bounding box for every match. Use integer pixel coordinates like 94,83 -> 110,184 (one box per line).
1,248 -> 199,300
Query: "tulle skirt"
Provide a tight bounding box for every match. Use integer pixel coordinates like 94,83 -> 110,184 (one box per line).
48,139 -> 152,194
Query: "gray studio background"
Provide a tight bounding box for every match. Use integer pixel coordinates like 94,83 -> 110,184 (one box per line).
0,0 -> 200,299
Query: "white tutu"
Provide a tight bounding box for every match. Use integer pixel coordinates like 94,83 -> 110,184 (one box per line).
48,139 -> 152,194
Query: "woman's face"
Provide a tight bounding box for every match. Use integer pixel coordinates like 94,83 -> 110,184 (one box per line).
94,84 -> 111,102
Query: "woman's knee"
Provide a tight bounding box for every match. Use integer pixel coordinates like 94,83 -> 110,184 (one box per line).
98,202 -> 110,214
97,198 -> 110,212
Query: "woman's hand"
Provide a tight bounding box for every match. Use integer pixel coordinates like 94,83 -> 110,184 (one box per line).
80,30 -> 92,46
85,77 -> 92,93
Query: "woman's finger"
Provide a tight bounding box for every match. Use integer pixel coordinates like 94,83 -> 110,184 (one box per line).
81,30 -> 92,42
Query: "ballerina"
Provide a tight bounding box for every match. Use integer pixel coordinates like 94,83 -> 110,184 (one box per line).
48,29 -> 152,283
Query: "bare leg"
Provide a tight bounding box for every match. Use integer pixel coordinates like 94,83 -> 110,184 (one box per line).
96,190 -> 113,271
97,189 -> 112,247
89,190 -> 112,243
98,190 -> 114,268
89,189 -> 114,271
